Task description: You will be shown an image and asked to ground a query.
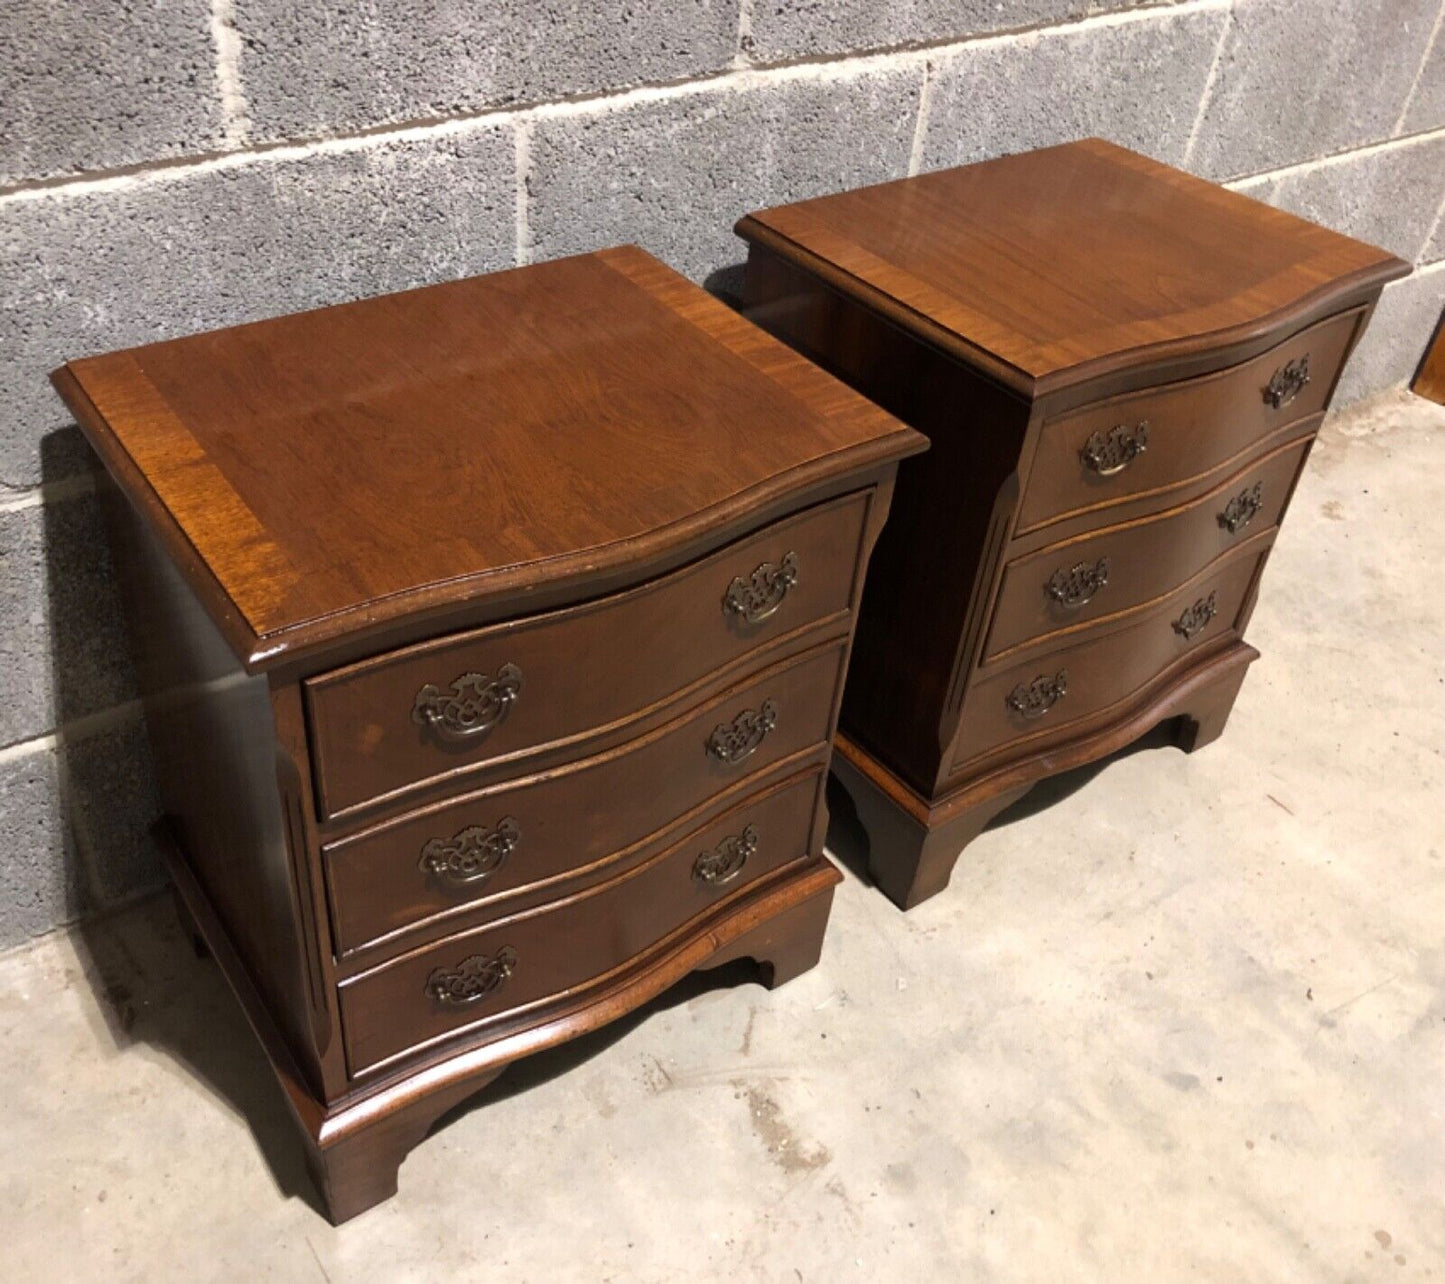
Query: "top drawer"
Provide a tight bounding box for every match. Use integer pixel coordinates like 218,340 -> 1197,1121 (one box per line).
1016,307 -> 1363,534
307,492 -> 869,818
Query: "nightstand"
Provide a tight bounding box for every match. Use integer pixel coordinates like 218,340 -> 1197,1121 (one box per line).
737,139 -> 1407,908
53,246 -> 924,1220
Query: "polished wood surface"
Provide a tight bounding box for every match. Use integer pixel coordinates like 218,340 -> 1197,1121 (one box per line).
306,493 -> 865,818
340,772 -> 820,1075
1414,307 -> 1445,405
985,434 -> 1311,660
60,250 -> 921,1220
953,537 -> 1270,770
54,247 -> 919,671
739,140 -> 1405,909
323,642 -> 843,959
737,138 -> 1407,399
1017,309 -> 1360,532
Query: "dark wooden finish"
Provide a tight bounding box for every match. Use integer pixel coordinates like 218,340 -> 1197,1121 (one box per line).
1015,310 -> 1359,533
54,249 -> 923,1220
1413,306 -> 1445,405
307,492 -> 866,819
324,643 -> 844,959
984,434 -> 1310,660
340,770 -> 820,1075
55,247 -> 912,672
738,139 -> 1408,908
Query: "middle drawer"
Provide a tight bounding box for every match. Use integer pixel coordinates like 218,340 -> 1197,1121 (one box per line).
985,433 -> 1312,660
307,491 -> 868,818
339,770 -> 821,1078
323,641 -> 844,957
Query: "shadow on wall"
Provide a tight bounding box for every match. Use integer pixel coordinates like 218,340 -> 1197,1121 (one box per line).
703,262 -> 748,310
39,429 -> 165,918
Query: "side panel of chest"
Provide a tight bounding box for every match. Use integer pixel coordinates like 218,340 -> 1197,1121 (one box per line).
742,245 -> 1030,793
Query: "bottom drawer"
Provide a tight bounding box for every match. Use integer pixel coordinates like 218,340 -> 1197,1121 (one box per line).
339,770 -> 820,1076
952,536 -> 1270,771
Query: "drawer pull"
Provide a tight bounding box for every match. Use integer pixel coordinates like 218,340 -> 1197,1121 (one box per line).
705,699 -> 778,764
1218,482 -> 1264,535
418,817 -> 520,887
1173,591 -> 1218,640
1045,557 -> 1111,608
1081,422 -> 1149,476
1005,671 -> 1068,719
412,663 -> 523,743
723,551 -> 799,624
425,945 -> 518,1005
694,824 -> 759,886
1264,355 -> 1310,409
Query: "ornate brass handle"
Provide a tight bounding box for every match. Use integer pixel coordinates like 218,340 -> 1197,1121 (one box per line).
412,663 -> 522,743
705,699 -> 778,764
1045,557 -> 1111,608
1218,482 -> 1263,535
1006,671 -> 1068,719
1264,355 -> 1310,409
1173,591 -> 1218,640
724,551 -> 799,624
1081,422 -> 1149,476
694,824 -> 758,886
418,817 -> 520,887
425,945 -> 518,1004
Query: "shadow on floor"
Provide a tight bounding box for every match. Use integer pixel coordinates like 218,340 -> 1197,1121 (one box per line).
66,890 -> 772,1216
824,721 -> 1182,888
68,895 -> 322,1212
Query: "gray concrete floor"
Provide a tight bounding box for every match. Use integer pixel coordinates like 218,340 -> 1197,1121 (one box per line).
3,390 -> 1443,1282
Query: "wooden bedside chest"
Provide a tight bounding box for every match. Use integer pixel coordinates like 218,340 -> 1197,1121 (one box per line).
736,139 -> 1409,909
53,247 -> 923,1221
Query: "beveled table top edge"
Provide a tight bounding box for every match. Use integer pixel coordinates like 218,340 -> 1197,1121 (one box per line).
735,212 -> 1409,403
735,138 -> 1410,401
59,354 -> 922,675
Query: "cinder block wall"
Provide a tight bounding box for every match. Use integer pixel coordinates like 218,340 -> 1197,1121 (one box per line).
2,0 -> 1442,949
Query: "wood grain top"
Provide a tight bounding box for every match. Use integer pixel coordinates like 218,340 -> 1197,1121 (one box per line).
736,139 -> 1410,397
54,247 -> 923,671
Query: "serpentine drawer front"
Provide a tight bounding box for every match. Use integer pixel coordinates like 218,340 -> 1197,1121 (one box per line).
1016,308 -> 1360,533
738,137 -> 1407,910
306,492 -> 868,819
338,771 -> 819,1076
984,432 -> 1313,660
322,641 -> 846,957
52,245 -> 924,1221
952,538 -> 1270,772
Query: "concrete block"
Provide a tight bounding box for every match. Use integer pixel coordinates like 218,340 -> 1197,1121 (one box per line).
1188,0 -> 1440,180
64,717 -> 164,907
1427,203 -> 1445,266
0,489 -> 137,749
1261,135 -> 1445,264
1398,20 -> 1445,134
0,743 -> 82,950
235,0 -> 741,142
920,7 -> 1228,172
1333,267 -> 1445,406
528,66 -> 921,283
0,0 -> 224,186
0,121 -> 516,488
743,0 -> 1152,64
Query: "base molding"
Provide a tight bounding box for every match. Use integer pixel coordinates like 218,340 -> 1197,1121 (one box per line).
834,642 -> 1258,909
161,826 -> 840,1223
